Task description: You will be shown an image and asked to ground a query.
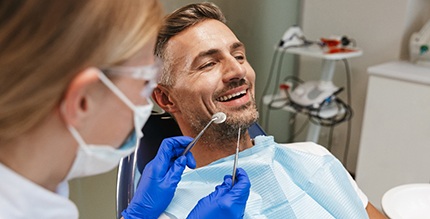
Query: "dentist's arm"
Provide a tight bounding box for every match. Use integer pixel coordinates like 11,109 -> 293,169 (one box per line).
122,136 -> 196,219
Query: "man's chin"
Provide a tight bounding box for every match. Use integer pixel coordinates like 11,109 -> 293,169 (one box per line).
226,110 -> 258,128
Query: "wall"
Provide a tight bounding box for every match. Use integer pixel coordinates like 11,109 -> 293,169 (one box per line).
300,0 -> 430,174
69,169 -> 117,219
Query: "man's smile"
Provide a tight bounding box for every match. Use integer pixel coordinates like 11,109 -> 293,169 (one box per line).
217,89 -> 247,102
215,86 -> 251,107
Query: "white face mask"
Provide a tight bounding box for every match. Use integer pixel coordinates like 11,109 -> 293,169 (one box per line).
64,70 -> 154,180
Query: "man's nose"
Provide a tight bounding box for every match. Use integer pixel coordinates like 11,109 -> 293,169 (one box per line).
222,57 -> 246,82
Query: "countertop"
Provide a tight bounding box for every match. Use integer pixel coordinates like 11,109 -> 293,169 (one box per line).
367,61 -> 430,85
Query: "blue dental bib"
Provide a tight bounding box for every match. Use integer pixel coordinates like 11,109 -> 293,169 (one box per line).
164,136 -> 368,219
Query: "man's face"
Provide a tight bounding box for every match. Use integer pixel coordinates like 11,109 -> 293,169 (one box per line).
163,19 -> 258,139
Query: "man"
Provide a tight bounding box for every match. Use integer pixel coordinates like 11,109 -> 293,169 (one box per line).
153,2 -> 386,218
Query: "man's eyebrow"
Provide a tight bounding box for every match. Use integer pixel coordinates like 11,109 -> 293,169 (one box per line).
231,41 -> 245,50
195,42 -> 244,59
192,42 -> 245,66
196,49 -> 220,59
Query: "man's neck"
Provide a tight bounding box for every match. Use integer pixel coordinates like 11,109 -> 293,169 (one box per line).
190,133 -> 253,167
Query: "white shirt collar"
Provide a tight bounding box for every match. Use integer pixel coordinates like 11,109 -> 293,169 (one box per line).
0,163 -> 79,219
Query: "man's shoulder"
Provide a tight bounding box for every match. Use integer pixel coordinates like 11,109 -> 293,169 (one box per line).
276,141 -> 331,156
253,136 -> 331,157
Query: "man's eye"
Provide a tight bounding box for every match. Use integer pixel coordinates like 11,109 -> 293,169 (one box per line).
235,55 -> 245,61
199,62 -> 216,70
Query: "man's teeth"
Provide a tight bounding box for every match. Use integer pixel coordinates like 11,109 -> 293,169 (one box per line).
218,90 -> 246,102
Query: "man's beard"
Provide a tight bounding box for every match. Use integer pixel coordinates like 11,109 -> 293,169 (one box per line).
187,99 -> 259,151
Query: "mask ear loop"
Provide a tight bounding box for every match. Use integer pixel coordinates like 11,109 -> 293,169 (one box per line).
97,69 -> 138,112
67,125 -> 93,152
98,69 -> 140,140
60,102 -> 91,153
98,70 -> 143,191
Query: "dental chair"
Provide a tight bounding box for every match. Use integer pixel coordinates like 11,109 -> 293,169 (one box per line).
116,111 -> 266,218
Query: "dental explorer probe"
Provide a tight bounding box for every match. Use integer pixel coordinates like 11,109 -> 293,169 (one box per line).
232,127 -> 240,187
181,112 -> 227,156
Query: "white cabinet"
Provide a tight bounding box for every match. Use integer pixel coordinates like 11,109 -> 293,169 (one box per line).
355,61 -> 430,210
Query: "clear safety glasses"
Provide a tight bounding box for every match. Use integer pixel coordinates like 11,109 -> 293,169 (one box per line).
102,57 -> 163,97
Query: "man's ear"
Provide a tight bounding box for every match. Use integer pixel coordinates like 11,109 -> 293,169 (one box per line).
152,85 -> 179,113
60,68 -> 101,127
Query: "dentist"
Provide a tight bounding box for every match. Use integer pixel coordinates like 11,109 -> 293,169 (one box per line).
0,1 -> 250,219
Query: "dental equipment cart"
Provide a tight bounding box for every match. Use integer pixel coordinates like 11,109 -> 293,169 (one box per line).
263,44 -> 362,143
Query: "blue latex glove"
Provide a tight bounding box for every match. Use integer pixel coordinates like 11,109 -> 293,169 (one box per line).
122,136 -> 196,219
187,168 -> 251,219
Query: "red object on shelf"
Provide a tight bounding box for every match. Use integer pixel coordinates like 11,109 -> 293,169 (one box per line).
321,38 -> 341,47
320,38 -> 357,54
279,83 -> 290,90
326,47 -> 358,54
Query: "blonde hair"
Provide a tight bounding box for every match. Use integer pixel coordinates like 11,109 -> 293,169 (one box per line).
0,0 -> 163,141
